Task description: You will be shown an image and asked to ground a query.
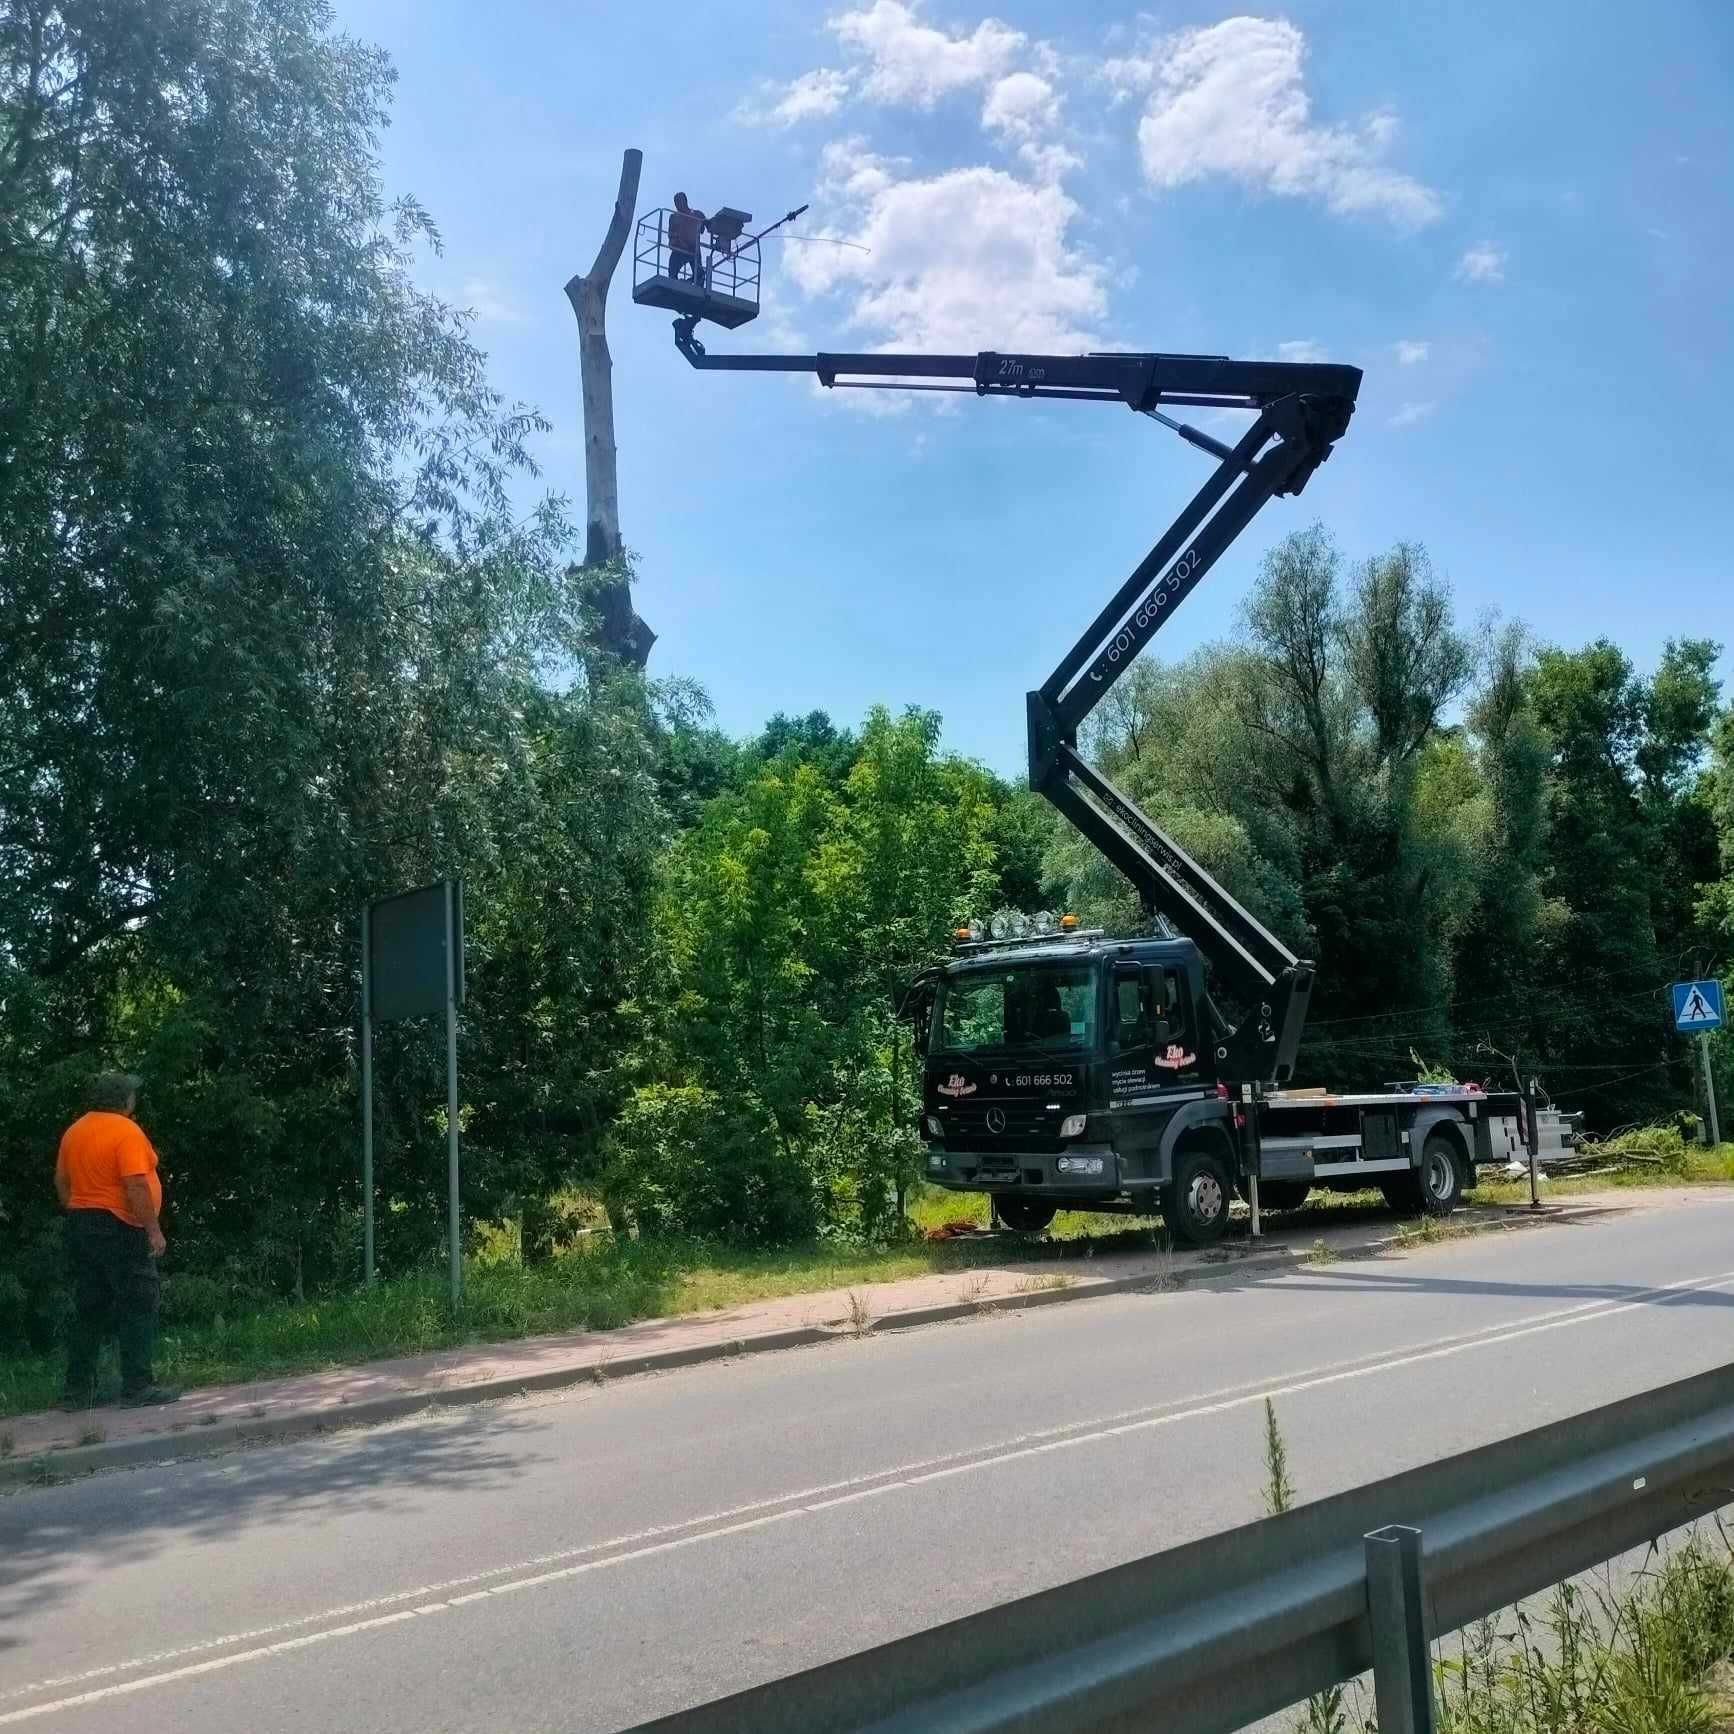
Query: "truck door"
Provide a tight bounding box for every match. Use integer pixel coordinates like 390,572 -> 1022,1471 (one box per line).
1109,963 -> 1202,1095
1151,965 -> 1201,1080
1108,963 -> 1156,1098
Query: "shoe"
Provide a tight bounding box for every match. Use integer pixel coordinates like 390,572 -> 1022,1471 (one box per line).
119,1385 -> 182,1407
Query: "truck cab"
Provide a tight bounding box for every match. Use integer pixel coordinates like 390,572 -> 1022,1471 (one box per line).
917,930 -> 1234,1240
915,927 -> 1582,1248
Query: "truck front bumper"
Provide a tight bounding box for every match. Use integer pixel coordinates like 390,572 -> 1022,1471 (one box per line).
922,1144 -> 1121,1195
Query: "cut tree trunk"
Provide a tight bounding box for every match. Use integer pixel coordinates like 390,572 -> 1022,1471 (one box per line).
564,146 -> 655,668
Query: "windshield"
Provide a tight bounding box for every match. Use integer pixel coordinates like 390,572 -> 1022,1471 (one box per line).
933,965 -> 1097,1055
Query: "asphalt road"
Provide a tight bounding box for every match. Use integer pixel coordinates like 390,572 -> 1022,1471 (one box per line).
5,1192 -> 1734,1734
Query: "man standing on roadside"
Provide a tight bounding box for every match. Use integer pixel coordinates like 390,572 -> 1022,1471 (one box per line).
54,1073 -> 180,1408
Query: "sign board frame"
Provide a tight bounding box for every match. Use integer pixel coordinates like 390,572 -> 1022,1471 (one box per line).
368,880 -> 464,1023
1672,979 -> 1725,1034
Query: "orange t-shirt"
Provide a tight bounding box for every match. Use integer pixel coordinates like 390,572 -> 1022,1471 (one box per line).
57,1112 -> 161,1226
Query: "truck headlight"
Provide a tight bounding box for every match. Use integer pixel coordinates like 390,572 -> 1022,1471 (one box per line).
1056,1155 -> 1104,1176
1059,1113 -> 1087,1138
924,1115 -> 943,1138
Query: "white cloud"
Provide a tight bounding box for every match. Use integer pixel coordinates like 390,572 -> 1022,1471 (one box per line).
1277,339 -> 1328,364
1101,54 -> 1155,105
1394,338 -> 1430,366
745,6 -> 1083,182
459,278 -> 522,324
1390,400 -> 1436,428
786,138 -> 1108,355
982,71 -> 1061,141
1122,17 -> 1441,228
1456,242 -> 1506,284
831,0 -> 1025,107
981,70 -> 1074,180
737,68 -> 852,127
1016,139 -> 1083,183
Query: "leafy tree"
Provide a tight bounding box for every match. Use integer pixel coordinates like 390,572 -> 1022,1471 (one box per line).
613,708 -> 1002,1239
1526,638 -> 1721,1118
1444,624 -> 1554,1059
748,710 -> 860,782
0,0 -> 666,1324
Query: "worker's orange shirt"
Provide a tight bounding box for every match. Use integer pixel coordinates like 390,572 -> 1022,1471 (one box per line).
57,1112 -> 161,1226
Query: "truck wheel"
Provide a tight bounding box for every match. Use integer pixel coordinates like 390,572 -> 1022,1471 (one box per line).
1418,1134 -> 1467,1216
1163,1148 -> 1232,1247
1238,1179 -> 1311,1212
1383,1135 -> 1464,1217
995,1198 -> 1057,1235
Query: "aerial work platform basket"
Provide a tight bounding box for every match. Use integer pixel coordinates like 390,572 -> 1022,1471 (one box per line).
631,207 -> 760,331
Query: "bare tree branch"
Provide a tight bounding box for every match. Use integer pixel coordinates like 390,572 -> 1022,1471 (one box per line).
563,147 -> 654,668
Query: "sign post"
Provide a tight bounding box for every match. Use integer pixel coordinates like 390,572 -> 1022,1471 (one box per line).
444,877 -> 463,1308
361,902 -> 375,1285
1672,981 -> 1725,1148
362,879 -> 466,1306
1705,1038 -> 1722,1150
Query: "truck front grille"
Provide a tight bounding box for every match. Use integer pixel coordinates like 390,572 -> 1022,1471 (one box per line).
943,1105 -> 1062,1153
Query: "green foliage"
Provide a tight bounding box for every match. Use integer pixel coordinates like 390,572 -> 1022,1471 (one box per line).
1579,1123 -> 1695,1176
1262,1396 -> 1295,1516
624,707 -> 1005,1240
1409,1050 -> 1458,1086
603,1084 -> 805,1242
0,0 -> 662,1327
1433,1537 -> 1734,1734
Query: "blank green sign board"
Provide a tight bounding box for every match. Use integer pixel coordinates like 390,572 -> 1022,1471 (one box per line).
368,880 -> 464,1023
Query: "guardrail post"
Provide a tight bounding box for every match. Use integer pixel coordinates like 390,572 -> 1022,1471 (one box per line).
1365,1523 -> 1435,1734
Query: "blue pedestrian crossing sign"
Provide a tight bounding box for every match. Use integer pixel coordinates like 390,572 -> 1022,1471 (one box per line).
1673,980 -> 1725,1034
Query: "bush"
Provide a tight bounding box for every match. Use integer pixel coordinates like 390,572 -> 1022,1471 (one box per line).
0,1215 -> 69,1355
1583,1123 -> 1694,1175
803,1098 -> 923,1241
603,1084 -> 818,1241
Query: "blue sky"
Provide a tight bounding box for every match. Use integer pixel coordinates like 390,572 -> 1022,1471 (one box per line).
334,0 -> 1732,772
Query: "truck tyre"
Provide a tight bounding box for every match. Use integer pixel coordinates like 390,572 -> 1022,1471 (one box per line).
1163,1147 -> 1233,1247
995,1197 -> 1057,1235
1383,1134 -> 1465,1217
1237,1179 -> 1311,1213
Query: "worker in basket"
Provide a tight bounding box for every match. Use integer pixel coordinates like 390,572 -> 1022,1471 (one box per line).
667,192 -> 707,289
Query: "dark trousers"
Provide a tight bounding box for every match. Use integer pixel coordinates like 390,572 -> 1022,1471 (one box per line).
669,248 -> 705,288
64,1210 -> 158,1399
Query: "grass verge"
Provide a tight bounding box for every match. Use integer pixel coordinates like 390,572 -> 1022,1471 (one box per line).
0,1189 -> 1165,1419
1471,1141 -> 1734,1206
1262,1397 -> 1734,1732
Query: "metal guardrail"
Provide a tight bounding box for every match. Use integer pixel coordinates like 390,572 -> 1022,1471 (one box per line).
631,1362 -> 1734,1734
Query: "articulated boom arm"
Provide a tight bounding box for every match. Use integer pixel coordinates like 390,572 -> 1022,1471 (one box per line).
675,320 -> 1362,1084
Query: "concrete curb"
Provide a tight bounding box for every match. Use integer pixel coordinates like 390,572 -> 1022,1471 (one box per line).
0,1203 -> 1587,1489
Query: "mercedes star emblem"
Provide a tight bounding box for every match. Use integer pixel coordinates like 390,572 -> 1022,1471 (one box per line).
985,1107 -> 1007,1134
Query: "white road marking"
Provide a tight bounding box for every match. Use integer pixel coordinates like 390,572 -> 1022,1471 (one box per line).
5,1264 -> 1733,1723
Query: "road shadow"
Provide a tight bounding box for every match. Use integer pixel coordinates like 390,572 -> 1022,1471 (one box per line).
1198,1256 -> 1734,1311
0,1402 -> 537,1661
